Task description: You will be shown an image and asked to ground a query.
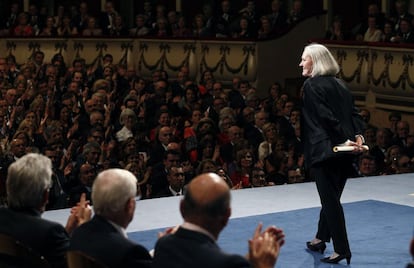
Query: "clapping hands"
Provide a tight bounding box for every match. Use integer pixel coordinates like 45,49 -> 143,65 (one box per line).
248,223 -> 285,268
65,193 -> 92,234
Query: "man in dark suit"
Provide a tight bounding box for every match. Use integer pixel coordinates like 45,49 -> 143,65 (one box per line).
0,153 -> 90,268
154,165 -> 185,198
70,168 -> 152,268
99,1 -> 118,35
152,172 -> 285,268
149,149 -> 181,198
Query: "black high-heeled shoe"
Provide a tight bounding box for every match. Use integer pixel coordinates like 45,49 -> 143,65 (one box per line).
306,241 -> 326,253
320,253 -> 351,265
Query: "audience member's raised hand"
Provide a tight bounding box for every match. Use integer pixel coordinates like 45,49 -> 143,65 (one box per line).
263,225 -> 285,248
65,193 -> 92,234
248,231 -> 279,268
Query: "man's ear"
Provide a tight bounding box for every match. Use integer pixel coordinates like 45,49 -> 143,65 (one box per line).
221,207 -> 231,227
126,197 -> 136,215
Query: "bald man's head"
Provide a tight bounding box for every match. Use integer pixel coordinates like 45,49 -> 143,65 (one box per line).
180,173 -> 231,238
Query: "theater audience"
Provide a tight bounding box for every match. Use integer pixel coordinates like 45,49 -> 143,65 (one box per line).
0,0 -> 411,208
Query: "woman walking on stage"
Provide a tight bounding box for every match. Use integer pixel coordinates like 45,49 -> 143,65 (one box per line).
299,43 -> 366,265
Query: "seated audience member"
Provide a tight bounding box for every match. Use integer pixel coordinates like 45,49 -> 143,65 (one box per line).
264,149 -> 289,185
356,154 -> 377,177
363,125 -> 377,149
267,0 -> 288,35
215,167 -> 237,189
130,14 -> 150,37
148,149 -> 181,198
82,17 -> 102,36
396,154 -> 413,174
0,153 -> 90,268
154,165 -> 185,198
288,0 -> 304,24
39,16 -> 57,36
287,167 -> 304,184
362,16 -> 382,42
257,15 -> 273,39
382,144 -> 402,175
325,15 -> 350,41
381,20 -> 395,42
70,168 -> 152,268
251,167 -> 273,187
13,12 -> 34,36
173,15 -> 192,38
369,128 -> 392,173
388,111 -> 401,136
390,18 -> 414,43
392,120 -> 410,149
405,132 -> 414,158
152,172 -> 285,268
57,15 -> 78,36
68,163 -> 96,206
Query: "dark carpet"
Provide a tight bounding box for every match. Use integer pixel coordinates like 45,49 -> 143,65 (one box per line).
129,200 -> 414,267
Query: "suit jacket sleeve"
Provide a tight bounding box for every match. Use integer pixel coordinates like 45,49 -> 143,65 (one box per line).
45,224 -> 70,268
123,244 -> 152,268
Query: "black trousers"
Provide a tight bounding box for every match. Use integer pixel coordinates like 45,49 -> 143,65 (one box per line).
310,157 -> 355,255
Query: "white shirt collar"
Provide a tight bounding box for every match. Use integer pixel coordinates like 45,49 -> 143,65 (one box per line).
108,219 -> 128,238
181,221 -> 216,241
169,185 -> 182,196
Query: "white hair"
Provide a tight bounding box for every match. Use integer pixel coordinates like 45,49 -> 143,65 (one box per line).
303,43 -> 340,77
7,153 -> 52,209
92,169 -> 137,218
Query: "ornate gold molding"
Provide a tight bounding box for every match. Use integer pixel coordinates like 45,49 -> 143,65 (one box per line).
369,51 -> 414,90
199,44 -> 255,76
336,49 -> 368,83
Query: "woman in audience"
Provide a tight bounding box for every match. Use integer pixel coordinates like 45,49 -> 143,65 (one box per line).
193,14 -> 210,38
363,16 -> 382,42
232,16 -> 255,38
325,15 -> 350,41
57,15 -> 78,36
116,108 -> 137,143
258,122 -> 279,161
173,15 -> 192,38
229,148 -> 255,188
381,21 -> 395,42
82,17 -> 102,36
13,12 -> 34,36
39,16 -> 57,36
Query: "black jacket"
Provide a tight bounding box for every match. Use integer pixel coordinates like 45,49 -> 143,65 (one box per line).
70,215 -> 152,268
0,207 -> 69,268
153,227 -> 251,268
301,76 -> 365,168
